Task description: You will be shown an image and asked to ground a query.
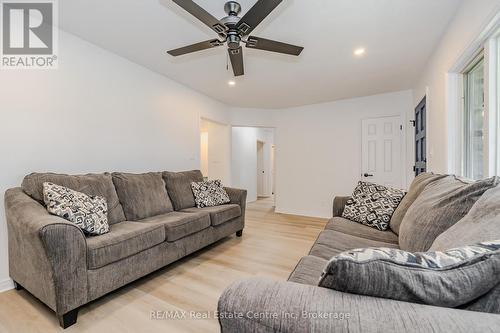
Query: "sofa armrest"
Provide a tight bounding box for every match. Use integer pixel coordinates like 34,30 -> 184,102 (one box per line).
5,188 -> 88,315
332,196 -> 350,217
218,277 -> 500,333
225,187 -> 247,218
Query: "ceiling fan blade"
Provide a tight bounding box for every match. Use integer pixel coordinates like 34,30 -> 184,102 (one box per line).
171,0 -> 227,36
228,47 -> 244,76
246,36 -> 303,56
236,0 -> 282,36
167,39 -> 223,56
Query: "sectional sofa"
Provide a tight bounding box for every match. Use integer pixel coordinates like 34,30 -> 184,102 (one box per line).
5,170 -> 246,328
218,173 -> 500,332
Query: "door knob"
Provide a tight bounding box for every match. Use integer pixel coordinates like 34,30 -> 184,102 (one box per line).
363,173 -> 374,177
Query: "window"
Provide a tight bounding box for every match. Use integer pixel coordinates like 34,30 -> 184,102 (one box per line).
449,24 -> 500,180
463,55 -> 485,180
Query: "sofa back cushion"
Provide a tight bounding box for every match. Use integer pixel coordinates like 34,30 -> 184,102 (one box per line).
318,241 -> 500,308
389,173 -> 446,235
22,172 -> 125,224
162,170 -> 204,210
398,176 -> 499,252
112,172 -> 173,220
430,184 -> 500,251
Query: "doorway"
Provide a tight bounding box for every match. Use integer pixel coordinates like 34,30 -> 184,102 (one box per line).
414,97 -> 427,176
361,116 -> 403,188
199,118 -> 230,185
231,127 -> 276,203
257,140 -> 265,197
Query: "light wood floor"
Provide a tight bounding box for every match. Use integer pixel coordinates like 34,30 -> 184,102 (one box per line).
0,198 -> 327,333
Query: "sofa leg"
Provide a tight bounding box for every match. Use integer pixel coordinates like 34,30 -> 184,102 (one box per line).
58,309 -> 78,329
236,230 -> 243,237
13,281 -> 24,291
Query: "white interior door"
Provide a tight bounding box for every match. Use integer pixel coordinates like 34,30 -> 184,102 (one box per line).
361,116 -> 403,188
257,141 -> 265,196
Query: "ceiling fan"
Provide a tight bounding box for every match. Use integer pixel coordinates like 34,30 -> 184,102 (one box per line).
167,0 -> 304,77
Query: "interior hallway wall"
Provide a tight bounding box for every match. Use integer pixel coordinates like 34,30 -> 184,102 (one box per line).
231,127 -> 275,202
231,90 -> 414,218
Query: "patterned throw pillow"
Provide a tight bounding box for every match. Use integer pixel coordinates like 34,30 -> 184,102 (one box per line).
43,182 -> 109,235
342,181 -> 405,230
319,241 -> 500,307
191,180 -> 230,208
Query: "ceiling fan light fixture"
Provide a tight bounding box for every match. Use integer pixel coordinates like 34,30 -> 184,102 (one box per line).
354,48 -> 366,56
168,0 -> 303,76
228,80 -> 236,86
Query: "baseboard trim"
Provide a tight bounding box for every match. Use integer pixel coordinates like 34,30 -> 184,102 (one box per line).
0,278 -> 14,293
274,207 -> 330,219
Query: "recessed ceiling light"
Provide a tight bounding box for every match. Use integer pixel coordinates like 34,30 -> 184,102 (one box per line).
354,48 -> 366,56
228,80 -> 236,86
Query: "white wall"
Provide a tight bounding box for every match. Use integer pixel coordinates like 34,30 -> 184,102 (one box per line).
200,119 -> 231,185
231,127 -> 275,202
232,91 -> 413,218
413,0 -> 500,173
0,30 -> 231,291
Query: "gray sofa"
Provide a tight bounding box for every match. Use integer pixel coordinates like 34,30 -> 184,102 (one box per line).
218,173 -> 500,332
5,170 -> 246,329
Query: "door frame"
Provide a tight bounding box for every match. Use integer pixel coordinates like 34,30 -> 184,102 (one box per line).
414,96 -> 427,176
360,115 -> 406,189
256,139 -> 265,197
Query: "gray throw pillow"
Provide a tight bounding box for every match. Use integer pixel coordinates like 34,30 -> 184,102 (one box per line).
191,180 -> 230,208
318,241 -> 500,307
398,176 -> 499,252
43,182 -> 109,235
342,181 -> 405,231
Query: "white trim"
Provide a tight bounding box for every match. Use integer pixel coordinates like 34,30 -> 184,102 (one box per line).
447,12 -> 500,177
446,73 -> 461,174
0,278 -> 14,293
450,11 -> 500,73
485,38 -> 498,177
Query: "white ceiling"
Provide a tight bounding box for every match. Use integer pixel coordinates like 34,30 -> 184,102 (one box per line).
59,0 -> 462,109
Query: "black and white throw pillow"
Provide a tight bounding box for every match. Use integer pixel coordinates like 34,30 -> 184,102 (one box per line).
43,182 -> 109,235
191,180 -> 230,208
318,240 -> 500,307
342,181 -> 405,231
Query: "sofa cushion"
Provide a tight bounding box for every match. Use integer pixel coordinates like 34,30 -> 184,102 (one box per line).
430,184 -> 500,251
86,221 -> 165,269
342,181 -> 405,231
465,282 -> 500,314
22,172 -> 125,224
139,211 -> 210,242
309,230 -> 399,260
191,180 -> 230,208
318,241 -> 500,308
288,255 -> 328,286
181,204 -> 241,226
112,172 -> 173,221
43,182 -> 109,235
162,170 -> 204,210
390,173 -> 447,235
325,217 -> 399,244
399,176 -> 499,252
